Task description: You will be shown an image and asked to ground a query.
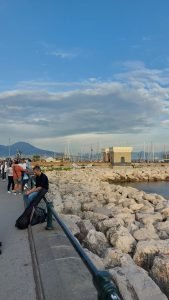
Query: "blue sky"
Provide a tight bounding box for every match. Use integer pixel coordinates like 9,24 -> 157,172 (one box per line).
0,0 -> 169,153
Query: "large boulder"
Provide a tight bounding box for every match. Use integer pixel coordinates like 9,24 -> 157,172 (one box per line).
93,206 -> 113,217
103,248 -> 134,268
155,221 -> 169,239
60,214 -> 81,236
133,240 -> 169,270
136,212 -> 162,225
106,226 -> 136,254
129,203 -> 145,212
143,193 -> 163,205
63,199 -> 81,214
84,229 -> 108,256
81,202 -> 102,212
110,264 -> 167,300
76,219 -> 95,242
82,211 -> 108,226
84,249 -> 105,270
151,254 -> 169,298
96,218 -> 124,234
133,224 -> 159,241
161,207 -> 169,219
140,201 -> 155,213
115,213 -> 135,227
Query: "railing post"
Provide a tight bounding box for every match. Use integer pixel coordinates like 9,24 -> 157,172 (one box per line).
93,271 -> 122,300
46,201 -> 54,228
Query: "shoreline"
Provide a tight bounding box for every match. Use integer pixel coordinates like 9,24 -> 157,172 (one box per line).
46,167 -> 169,299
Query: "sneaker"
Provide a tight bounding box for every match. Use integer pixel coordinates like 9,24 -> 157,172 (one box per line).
13,192 -> 16,195
45,226 -> 54,230
7,191 -> 11,194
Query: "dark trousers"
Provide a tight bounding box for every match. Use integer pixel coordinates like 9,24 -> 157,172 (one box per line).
2,169 -> 5,180
7,176 -> 14,191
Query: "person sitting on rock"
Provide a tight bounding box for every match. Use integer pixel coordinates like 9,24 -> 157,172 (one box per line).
23,165 -> 49,207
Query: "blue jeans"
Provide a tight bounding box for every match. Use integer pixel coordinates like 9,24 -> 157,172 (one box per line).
23,191 -> 39,207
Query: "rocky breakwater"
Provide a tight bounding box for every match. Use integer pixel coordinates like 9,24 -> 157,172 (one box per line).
102,165 -> 169,183
47,168 -> 169,299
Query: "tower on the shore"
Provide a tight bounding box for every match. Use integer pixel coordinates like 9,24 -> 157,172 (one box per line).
102,146 -> 133,165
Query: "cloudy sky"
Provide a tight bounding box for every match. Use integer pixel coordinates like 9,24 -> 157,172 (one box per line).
0,0 -> 169,153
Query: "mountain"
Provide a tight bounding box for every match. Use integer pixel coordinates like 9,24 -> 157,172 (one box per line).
0,141 -> 62,157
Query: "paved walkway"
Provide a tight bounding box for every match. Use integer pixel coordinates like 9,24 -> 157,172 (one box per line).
32,223 -> 97,300
0,180 -> 36,300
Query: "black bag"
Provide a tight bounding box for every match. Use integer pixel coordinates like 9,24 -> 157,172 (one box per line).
15,189 -> 48,229
30,207 -> 47,226
15,204 -> 33,229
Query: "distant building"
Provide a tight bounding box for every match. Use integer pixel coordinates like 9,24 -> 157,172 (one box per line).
45,157 -> 55,162
102,147 -> 133,165
163,153 -> 169,163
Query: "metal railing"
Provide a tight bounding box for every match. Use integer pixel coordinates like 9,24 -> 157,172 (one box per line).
45,202 -> 123,300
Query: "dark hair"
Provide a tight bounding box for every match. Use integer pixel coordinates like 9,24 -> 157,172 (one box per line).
33,165 -> 41,172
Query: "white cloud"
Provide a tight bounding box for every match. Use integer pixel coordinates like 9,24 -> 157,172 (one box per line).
50,50 -> 77,59
1,63 -> 169,151
142,36 -> 152,41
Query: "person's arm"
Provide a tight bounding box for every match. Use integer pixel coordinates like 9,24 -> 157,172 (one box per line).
26,186 -> 42,195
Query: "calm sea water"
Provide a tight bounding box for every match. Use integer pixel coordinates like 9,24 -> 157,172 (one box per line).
122,181 -> 169,199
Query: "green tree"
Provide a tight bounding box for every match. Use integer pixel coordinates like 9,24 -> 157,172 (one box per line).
32,155 -> 40,161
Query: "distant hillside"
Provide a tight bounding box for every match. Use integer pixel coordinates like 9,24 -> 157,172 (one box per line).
0,141 -> 62,157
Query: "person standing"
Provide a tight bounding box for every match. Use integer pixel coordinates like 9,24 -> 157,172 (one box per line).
4,161 -> 8,180
1,161 -> 5,181
7,162 -> 14,193
12,160 -> 24,194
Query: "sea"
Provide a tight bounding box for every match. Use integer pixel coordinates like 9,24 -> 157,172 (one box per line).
122,181 -> 169,199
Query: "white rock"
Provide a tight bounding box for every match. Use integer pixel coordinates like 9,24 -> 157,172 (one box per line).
107,226 -> 136,253
136,212 -> 162,225
96,218 -> 124,233
156,221 -> 169,232
103,248 -> 134,268
133,224 -> 159,241
134,239 -> 169,270
130,203 -> 145,211
84,229 -> 108,256
161,207 -> 169,219
82,211 -> 108,226
116,213 -> 135,227
84,249 -> 105,270
110,264 -> 167,300
151,254 -> 169,298
76,219 -> 95,241
59,214 -> 81,236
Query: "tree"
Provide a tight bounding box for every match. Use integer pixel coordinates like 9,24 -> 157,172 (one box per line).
32,155 -> 40,161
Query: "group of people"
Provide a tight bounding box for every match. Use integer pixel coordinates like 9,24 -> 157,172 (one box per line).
0,158 -> 32,194
1,158 -> 53,230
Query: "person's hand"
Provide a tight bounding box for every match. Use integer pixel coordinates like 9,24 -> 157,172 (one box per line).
25,190 -> 31,195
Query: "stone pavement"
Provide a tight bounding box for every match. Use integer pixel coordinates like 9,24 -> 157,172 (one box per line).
32,222 -> 97,300
0,180 -> 36,300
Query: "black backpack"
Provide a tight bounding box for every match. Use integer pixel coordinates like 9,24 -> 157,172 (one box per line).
15,189 -> 48,229
30,207 -> 47,226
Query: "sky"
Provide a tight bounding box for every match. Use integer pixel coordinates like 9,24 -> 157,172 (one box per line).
0,0 -> 169,154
